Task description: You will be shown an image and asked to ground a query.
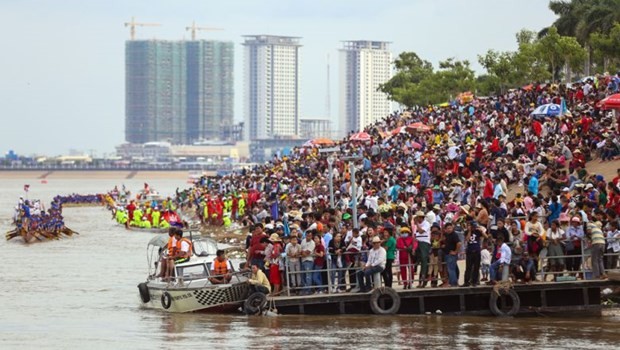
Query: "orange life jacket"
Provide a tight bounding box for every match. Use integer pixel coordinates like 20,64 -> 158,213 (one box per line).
213,258 -> 229,276
167,237 -> 176,256
176,238 -> 193,258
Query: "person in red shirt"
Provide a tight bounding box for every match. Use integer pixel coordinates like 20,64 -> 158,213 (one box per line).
613,168 -> 620,187
312,234 -> 326,293
126,201 -> 136,229
483,174 -> 494,199
247,224 -> 267,270
581,113 -> 593,134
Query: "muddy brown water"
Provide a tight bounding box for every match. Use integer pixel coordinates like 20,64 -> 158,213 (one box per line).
1,178 -> 620,349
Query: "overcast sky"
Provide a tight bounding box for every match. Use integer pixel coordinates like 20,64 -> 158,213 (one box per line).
0,0 -> 557,156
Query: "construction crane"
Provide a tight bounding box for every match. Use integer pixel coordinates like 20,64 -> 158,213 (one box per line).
124,17 -> 161,40
185,21 -> 223,41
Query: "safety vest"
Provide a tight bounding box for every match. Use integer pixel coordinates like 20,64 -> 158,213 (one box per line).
167,237 -> 176,256
176,238 -> 193,257
213,259 -> 229,276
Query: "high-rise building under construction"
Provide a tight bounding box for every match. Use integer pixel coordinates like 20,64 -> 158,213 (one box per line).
125,40 -> 234,144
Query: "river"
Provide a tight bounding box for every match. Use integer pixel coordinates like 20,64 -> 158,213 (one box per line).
1,178 -> 619,349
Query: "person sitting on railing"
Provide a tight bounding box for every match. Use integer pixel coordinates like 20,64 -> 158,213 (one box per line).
355,236 -> 386,293
209,249 -> 232,285
489,235 -> 511,285
158,228 -> 178,280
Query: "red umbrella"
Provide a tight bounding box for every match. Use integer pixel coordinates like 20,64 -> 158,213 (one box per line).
349,132 -> 372,142
390,127 -> 402,136
406,122 -> 431,133
410,141 -> 422,150
303,138 -> 335,147
599,94 -> 620,110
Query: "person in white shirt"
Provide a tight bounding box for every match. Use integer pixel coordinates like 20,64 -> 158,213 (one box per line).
300,233 -> 316,295
285,235 -> 302,289
355,236 -> 386,292
414,211 -> 432,287
480,245 -> 491,282
489,236 -> 511,283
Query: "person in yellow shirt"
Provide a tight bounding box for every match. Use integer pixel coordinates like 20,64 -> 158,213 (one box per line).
248,264 -> 271,294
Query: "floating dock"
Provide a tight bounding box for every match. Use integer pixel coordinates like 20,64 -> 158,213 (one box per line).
272,280 -> 618,316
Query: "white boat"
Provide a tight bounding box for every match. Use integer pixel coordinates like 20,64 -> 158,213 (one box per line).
137,235 -> 252,313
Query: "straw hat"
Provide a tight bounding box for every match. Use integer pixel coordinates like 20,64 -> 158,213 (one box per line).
269,233 -> 281,242
371,236 -> 381,243
415,211 -> 425,217
460,204 -> 471,215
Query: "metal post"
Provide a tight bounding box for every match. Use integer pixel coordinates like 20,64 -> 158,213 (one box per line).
285,257 -> 291,297
581,237 -> 586,280
327,156 -> 335,208
326,255 -> 332,294
350,161 -> 358,229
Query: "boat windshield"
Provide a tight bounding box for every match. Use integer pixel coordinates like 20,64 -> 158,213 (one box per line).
193,238 -> 218,257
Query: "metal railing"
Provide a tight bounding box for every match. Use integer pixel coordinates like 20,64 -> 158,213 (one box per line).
273,239 -> 620,297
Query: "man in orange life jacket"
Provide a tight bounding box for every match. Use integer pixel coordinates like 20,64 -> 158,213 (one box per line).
210,249 -> 233,284
172,229 -> 192,264
159,227 -> 178,279
166,229 -> 193,279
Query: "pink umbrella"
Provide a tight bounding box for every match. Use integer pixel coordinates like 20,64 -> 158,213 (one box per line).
349,132 -> 372,142
410,141 -> 422,150
406,122 -> 431,133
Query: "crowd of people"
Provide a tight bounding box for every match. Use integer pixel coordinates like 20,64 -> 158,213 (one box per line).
53,193 -> 105,206
172,74 -> 620,293
6,196 -> 76,242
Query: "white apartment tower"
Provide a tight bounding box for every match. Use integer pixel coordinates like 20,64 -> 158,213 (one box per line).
243,35 -> 301,140
340,41 -> 392,136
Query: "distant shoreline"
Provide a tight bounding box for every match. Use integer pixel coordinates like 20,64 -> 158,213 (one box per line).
0,170 -> 199,180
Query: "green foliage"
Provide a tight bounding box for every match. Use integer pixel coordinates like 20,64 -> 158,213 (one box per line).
380,55 -> 476,107
379,1 -> 618,106
590,22 -> 620,72
536,26 -> 587,80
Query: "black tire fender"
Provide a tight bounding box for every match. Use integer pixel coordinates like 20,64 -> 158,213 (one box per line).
489,289 -> 520,317
370,287 -> 401,315
138,282 -> 150,303
161,291 -> 172,310
244,292 -> 267,315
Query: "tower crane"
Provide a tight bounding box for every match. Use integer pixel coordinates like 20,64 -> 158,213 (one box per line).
185,21 -> 223,40
124,17 -> 161,40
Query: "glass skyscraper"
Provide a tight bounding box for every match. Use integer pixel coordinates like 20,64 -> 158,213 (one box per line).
125,40 -> 234,144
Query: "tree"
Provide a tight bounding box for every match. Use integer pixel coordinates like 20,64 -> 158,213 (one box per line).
542,0 -> 620,74
379,52 -> 433,104
536,26 -> 586,81
380,54 -> 476,107
590,22 -> 620,72
478,50 -> 516,93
